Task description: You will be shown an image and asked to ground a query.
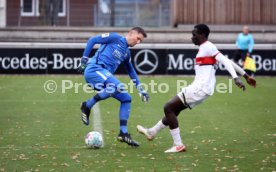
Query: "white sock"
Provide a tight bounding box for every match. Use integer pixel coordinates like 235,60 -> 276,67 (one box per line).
148,120 -> 166,136
170,128 -> 183,146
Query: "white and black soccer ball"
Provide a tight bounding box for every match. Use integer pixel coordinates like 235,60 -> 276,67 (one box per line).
85,131 -> 103,149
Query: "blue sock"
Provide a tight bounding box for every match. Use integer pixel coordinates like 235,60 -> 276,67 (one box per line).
86,97 -> 97,109
119,102 -> 130,134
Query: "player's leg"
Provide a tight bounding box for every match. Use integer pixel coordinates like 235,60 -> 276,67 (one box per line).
137,96 -> 187,141
164,87 -> 209,153
137,120 -> 165,141
84,70 -> 115,109
102,76 -> 139,146
81,70 -> 115,125
163,95 -> 187,153
138,85 -> 209,152
112,88 -> 139,147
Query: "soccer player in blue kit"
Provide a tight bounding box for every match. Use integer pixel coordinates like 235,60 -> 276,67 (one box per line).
78,27 -> 149,147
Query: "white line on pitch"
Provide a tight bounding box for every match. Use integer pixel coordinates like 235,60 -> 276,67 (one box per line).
92,103 -> 104,146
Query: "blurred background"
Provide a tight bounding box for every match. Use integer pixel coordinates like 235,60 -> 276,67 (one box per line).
0,0 -> 276,75
2,0 -> 276,27
4,0 -> 171,27
0,0 -> 276,43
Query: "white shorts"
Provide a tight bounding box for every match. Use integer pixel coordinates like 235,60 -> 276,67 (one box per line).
177,85 -> 209,109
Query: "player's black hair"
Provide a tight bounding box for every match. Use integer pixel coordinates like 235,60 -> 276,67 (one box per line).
194,24 -> 210,38
131,27 -> 147,38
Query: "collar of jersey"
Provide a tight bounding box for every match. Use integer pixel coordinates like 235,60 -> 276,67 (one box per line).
121,37 -> 128,47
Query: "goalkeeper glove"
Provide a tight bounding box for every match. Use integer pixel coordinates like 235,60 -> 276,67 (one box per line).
137,85 -> 149,102
78,56 -> 88,73
234,77 -> 246,91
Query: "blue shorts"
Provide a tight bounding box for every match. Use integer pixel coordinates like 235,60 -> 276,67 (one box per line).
84,67 -> 113,90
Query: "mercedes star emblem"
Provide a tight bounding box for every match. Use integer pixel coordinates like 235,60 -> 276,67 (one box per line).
134,50 -> 158,74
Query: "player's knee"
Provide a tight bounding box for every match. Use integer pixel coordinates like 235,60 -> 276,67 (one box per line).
122,93 -> 132,103
116,93 -> 132,103
164,102 -> 173,114
94,94 -> 101,101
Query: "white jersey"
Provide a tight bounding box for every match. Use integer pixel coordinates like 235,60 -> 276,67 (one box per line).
178,41 -> 240,108
192,41 -> 219,95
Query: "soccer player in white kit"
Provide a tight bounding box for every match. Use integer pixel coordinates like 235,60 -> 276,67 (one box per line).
137,24 -> 256,153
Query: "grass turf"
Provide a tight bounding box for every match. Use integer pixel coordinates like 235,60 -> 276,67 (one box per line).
0,75 -> 275,172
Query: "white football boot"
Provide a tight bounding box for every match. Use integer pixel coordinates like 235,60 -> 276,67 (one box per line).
164,145 -> 186,153
136,125 -> 154,141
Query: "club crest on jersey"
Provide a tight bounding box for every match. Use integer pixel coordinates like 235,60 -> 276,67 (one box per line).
112,49 -> 123,61
101,33 -> 110,38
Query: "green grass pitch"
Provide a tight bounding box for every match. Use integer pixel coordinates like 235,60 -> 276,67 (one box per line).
0,75 -> 275,172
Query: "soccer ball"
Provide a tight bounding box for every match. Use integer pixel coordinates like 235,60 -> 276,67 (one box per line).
85,131 -> 103,149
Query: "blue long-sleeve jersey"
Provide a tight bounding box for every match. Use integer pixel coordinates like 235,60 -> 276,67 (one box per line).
83,32 -> 141,86
236,33 -> 254,53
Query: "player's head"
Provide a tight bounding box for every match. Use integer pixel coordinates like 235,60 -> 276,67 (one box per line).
243,25 -> 249,35
126,27 -> 147,47
131,27 -> 147,38
191,24 -> 210,45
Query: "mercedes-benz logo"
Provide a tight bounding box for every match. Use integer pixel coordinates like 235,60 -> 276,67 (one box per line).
134,50 -> 158,74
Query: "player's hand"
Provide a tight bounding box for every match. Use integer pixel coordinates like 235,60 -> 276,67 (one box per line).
246,77 -> 256,88
78,56 -> 88,73
137,85 -> 149,102
243,74 -> 256,88
234,77 -> 246,91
